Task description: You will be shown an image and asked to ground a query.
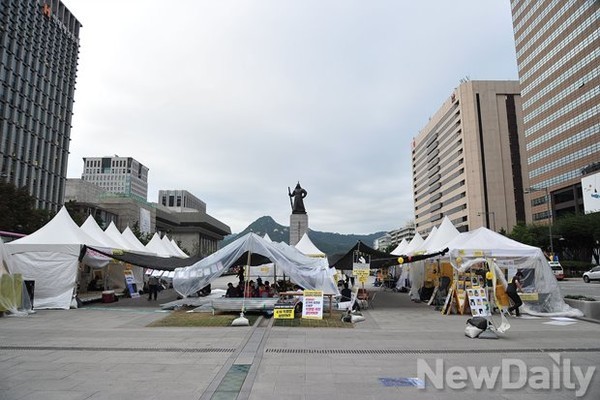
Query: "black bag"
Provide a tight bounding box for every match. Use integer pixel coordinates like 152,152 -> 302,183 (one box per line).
466,317 -> 488,330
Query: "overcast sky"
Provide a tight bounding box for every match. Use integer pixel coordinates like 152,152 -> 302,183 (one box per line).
62,1 -> 518,235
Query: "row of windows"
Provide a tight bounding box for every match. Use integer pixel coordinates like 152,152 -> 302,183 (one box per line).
522,43 -> 598,98
515,0 -> 576,47
1,101 -> 71,141
529,123 -> 600,164
413,129 -> 462,182
84,168 -> 130,175
83,175 -> 129,183
412,103 -> 459,160
527,106 -> 598,147
512,0 -> 547,37
412,118 -> 460,178
510,0 -> 535,27
525,86 -> 599,136
517,0 -> 591,61
532,165 -> 592,190
530,142 -> 600,179
532,210 -> 551,222
524,66 -> 598,115
520,26 -> 598,86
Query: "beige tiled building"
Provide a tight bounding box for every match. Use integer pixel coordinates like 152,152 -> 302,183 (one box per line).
412,81 -> 527,236
510,0 -> 600,223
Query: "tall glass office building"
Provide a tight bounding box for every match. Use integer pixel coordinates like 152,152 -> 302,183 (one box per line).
510,0 -> 599,222
0,0 -> 81,211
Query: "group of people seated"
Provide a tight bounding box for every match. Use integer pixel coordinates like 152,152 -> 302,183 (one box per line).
225,277 -> 277,298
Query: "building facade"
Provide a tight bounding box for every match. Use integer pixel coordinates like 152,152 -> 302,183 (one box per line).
158,189 -> 206,213
65,179 -> 231,257
412,81 -> 527,236
510,0 -> 600,223
81,156 -> 149,201
0,0 -> 81,211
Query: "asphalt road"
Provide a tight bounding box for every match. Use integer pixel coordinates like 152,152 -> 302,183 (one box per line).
558,277 -> 600,299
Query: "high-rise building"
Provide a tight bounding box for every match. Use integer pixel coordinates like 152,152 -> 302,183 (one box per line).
510,0 -> 600,223
81,156 -> 149,200
412,81 -> 527,235
0,0 -> 81,211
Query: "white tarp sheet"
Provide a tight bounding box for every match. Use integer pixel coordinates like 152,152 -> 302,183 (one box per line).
173,233 -> 338,297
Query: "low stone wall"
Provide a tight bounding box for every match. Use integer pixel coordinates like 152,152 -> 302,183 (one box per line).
564,298 -> 600,321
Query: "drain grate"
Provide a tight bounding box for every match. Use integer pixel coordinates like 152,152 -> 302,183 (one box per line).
266,347 -> 600,355
211,364 -> 251,400
0,345 -> 235,353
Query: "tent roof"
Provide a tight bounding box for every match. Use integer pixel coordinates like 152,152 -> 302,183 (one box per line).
403,232 -> 424,255
173,232 -> 337,297
104,222 -> 140,251
390,238 -> 408,255
86,245 -> 202,270
161,235 -> 187,258
170,239 -> 189,257
146,232 -> 175,257
80,216 -> 123,249
121,226 -> 153,254
9,207 -> 105,247
446,227 -> 542,258
294,232 -> 326,257
422,217 -> 460,254
330,241 -> 398,270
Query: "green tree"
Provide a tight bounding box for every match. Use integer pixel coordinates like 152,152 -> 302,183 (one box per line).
0,181 -> 53,234
64,200 -> 88,226
131,221 -> 152,245
554,212 -> 600,263
507,222 -> 535,245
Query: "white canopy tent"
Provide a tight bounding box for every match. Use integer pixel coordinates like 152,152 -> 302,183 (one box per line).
173,232 -> 338,297
105,222 -> 138,253
294,232 -> 327,258
170,239 -> 189,258
122,226 -> 154,254
146,233 -> 175,257
442,227 -> 580,316
161,235 -> 187,258
6,207 -> 111,309
390,238 -> 408,256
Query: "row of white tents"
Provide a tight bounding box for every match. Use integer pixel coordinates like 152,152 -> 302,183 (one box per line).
1,207 -> 336,311
2,208 -> 579,317
390,216 -> 580,317
3,207 -> 190,310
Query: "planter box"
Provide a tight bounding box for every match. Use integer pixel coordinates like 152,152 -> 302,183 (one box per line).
564,298 -> 600,321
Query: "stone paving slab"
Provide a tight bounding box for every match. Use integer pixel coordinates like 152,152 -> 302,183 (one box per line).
1,287 -> 599,399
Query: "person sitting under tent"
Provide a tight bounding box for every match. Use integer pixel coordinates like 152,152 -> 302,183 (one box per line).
87,276 -> 102,292
225,282 -> 238,298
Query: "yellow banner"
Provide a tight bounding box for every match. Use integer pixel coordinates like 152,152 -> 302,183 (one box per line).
274,307 -> 295,319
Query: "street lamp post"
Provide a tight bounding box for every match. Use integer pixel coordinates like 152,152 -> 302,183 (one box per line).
525,186 -> 553,255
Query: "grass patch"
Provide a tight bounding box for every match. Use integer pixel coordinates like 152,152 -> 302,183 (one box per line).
148,310 -> 260,327
273,312 -> 354,328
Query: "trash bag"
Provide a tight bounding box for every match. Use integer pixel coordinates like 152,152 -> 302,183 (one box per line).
465,324 -> 483,338
466,317 -> 488,330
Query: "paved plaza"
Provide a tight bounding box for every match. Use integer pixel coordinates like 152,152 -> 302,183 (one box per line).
1,280 -> 599,400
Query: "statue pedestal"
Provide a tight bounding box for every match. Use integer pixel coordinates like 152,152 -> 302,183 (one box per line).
290,213 -> 308,246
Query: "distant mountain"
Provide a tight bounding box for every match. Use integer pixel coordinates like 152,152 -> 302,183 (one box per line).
220,216 -> 386,260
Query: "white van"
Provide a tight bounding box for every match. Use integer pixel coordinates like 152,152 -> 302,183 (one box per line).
548,261 -> 564,280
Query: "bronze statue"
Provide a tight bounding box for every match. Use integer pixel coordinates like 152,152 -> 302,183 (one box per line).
288,182 -> 307,214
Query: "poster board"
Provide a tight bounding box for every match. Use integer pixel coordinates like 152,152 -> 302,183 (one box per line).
274,303 -> 295,319
123,269 -> 140,298
466,288 -> 490,317
302,290 -> 323,319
